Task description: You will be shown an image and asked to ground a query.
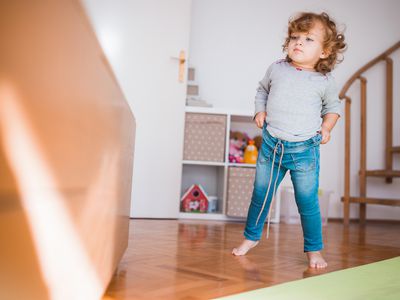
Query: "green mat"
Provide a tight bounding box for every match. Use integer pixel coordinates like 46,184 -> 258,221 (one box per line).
217,257 -> 400,300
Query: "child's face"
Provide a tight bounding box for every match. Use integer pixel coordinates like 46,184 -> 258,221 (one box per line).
287,22 -> 328,70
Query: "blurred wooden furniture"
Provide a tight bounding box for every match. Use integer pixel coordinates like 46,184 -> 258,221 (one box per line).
0,1 -> 135,299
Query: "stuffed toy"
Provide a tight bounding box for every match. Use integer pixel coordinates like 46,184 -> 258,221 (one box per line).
253,135 -> 262,151
229,131 -> 249,163
243,140 -> 258,164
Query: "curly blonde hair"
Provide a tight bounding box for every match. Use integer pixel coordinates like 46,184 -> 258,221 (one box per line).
282,12 -> 347,74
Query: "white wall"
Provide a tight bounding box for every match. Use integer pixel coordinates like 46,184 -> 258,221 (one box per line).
189,0 -> 400,220
82,0 -> 192,218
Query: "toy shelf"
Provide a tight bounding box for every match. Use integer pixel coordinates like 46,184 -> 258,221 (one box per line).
228,163 -> 256,168
179,106 -> 281,222
180,164 -> 225,215
183,160 -> 225,166
178,212 -> 227,220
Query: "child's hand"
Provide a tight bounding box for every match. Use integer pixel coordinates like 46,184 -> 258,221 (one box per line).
319,125 -> 331,144
254,111 -> 267,128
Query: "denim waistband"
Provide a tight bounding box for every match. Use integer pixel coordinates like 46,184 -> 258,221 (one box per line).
263,124 -> 321,154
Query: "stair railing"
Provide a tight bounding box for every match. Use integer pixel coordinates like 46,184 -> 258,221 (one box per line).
339,41 -> 400,225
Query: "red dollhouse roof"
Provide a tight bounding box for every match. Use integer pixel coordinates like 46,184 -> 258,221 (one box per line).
181,184 -> 208,202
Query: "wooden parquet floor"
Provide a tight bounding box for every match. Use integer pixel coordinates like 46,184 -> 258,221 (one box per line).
103,219 -> 400,300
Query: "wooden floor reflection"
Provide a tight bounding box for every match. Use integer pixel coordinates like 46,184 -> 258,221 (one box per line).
103,219 -> 400,299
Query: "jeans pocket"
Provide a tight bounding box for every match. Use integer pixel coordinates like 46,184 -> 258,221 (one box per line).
291,147 -> 316,171
314,132 -> 322,144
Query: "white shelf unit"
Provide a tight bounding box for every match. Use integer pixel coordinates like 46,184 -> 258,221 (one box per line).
179,107 -> 280,221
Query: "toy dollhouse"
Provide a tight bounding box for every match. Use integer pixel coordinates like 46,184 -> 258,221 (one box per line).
181,184 -> 209,213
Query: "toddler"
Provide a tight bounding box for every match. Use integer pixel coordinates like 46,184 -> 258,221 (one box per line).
232,12 -> 346,269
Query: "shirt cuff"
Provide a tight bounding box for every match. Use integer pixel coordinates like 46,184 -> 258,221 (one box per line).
253,110 -> 266,120
321,110 -> 341,118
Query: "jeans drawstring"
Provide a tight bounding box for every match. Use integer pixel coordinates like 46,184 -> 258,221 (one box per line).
255,140 -> 285,239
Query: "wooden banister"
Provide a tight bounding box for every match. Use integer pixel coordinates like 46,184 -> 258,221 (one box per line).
385,57 -> 393,183
339,41 -> 400,99
359,77 -> 367,223
340,41 -> 400,225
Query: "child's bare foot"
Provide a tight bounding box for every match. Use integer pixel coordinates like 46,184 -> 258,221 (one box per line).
306,251 -> 328,269
232,239 -> 259,256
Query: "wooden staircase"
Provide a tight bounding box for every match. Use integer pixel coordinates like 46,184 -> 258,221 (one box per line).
340,41 -> 400,225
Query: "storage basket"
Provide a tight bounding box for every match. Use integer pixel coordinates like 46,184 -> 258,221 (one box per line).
227,167 -> 280,221
226,167 -> 255,217
183,113 -> 226,162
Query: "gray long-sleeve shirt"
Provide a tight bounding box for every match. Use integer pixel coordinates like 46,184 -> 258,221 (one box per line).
255,59 -> 342,142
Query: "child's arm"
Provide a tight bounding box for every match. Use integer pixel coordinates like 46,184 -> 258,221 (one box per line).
320,113 -> 339,144
254,112 -> 266,128
320,75 -> 341,144
254,64 -> 274,128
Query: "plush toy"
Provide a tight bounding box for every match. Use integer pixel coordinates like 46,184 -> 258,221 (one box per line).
243,140 -> 258,164
253,135 -> 262,151
229,131 -> 249,163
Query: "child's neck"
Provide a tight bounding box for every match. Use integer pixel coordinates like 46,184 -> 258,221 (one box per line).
290,61 -> 316,72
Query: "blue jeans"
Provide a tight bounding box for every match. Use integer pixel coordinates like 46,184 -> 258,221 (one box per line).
244,123 -> 323,252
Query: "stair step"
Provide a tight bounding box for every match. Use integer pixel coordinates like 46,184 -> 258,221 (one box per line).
188,67 -> 195,81
364,170 -> 400,177
341,197 -> 400,206
187,84 -> 199,96
391,146 -> 400,153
